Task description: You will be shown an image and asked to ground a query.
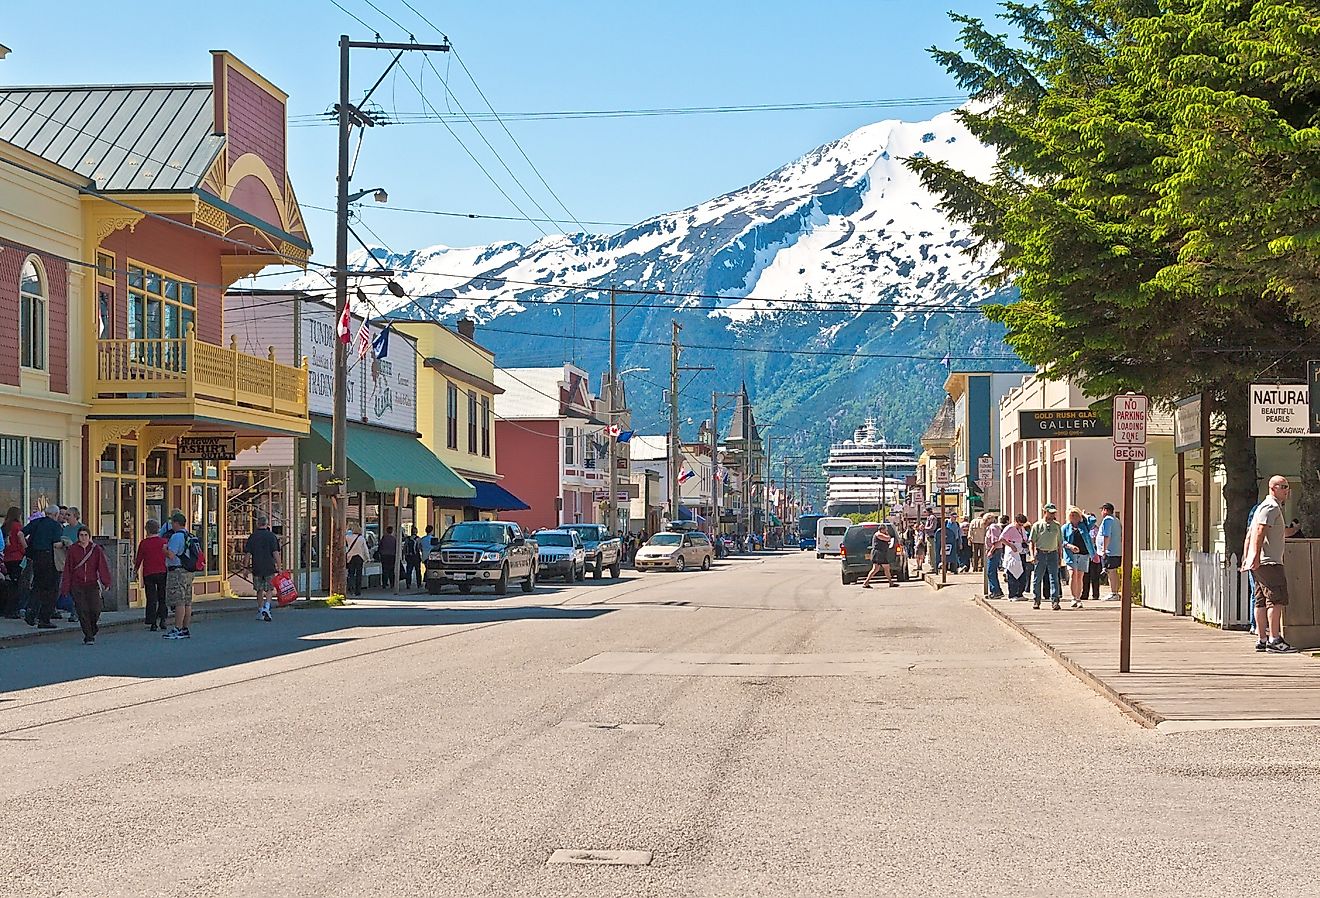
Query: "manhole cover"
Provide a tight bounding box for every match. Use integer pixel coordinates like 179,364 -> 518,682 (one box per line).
547,849 -> 653,866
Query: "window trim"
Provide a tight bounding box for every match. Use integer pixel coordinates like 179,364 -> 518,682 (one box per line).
19,255 -> 47,372
467,390 -> 478,454
446,382 -> 459,450
480,395 -> 491,458
125,257 -> 197,369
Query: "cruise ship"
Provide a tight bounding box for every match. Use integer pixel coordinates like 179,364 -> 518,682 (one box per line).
823,420 -> 919,516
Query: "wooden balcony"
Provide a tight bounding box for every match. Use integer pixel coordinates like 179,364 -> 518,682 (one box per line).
94,326 -> 309,434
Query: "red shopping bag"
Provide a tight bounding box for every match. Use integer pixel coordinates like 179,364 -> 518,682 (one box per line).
272,570 -> 299,606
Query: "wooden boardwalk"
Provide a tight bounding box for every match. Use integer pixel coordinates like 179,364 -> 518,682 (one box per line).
970,585 -> 1320,731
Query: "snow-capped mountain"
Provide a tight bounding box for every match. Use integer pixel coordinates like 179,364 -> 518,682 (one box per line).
306,108 -> 1019,470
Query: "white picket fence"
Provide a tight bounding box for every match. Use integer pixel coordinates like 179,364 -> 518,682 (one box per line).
1137,550 -> 1180,614
1191,552 -> 1252,629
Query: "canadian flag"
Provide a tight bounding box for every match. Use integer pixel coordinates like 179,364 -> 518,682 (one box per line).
336,297 -> 352,344
607,424 -> 621,437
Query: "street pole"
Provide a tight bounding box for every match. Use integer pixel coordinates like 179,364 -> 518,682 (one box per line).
1120,460 -> 1135,672
1200,397 -> 1211,554
742,392 -> 750,541
331,34 -> 351,599
669,322 -> 681,524
711,392 -> 719,536
607,286 -> 618,534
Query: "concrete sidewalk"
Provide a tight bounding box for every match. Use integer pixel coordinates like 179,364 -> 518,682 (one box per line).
0,597 -> 260,646
972,586 -> 1320,731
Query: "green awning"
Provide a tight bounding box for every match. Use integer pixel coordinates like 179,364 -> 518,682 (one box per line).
301,420 -> 474,498
769,513 -> 782,526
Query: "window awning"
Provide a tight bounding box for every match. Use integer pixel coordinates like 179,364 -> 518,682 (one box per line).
468,480 -> 530,511
301,420 -> 474,498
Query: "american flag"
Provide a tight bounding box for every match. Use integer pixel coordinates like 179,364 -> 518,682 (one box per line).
355,320 -> 371,359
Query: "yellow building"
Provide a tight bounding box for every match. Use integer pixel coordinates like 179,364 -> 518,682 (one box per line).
392,318 -> 527,532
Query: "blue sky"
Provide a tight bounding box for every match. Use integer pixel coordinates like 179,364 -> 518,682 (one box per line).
3,0 -> 1003,259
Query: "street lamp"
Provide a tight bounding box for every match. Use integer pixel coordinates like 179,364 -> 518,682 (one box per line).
348,187 -> 388,204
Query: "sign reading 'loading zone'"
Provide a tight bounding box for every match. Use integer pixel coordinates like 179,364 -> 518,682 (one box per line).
1018,408 -> 1113,440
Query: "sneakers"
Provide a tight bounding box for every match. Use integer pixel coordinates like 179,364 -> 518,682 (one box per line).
260,610 -> 272,622
1051,602 -> 1061,611
83,636 -> 94,645
1266,637 -> 1295,653
164,627 -> 188,640
1255,640 -> 1269,653
1102,593 -> 1120,602
1070,599 -> 1082,608
1032,600 -> 1041,610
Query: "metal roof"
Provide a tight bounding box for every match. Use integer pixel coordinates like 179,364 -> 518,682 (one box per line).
0,85 -> 223,191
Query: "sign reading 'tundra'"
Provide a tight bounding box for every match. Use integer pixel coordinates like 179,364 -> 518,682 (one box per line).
1018,408 -> 1113,439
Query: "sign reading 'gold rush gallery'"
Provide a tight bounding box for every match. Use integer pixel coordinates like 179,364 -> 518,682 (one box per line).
1017,409 -> 1113,440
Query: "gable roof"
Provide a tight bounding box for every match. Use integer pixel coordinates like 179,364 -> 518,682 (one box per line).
921,396 -> 957,447
726,383 -> 760,445
0,85 -> 224,191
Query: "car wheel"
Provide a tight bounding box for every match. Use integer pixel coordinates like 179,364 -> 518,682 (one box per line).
701,555 -> 711,571
816,553 -> 823,559
675,556 -> 686,572
494,564 -> 509,595
458,584 -> 473,595
842,572 -> 852,585
426,582 -> 443,595
610,560 -> 621,578
594,559 -> 604,579
522,565 -> 536,593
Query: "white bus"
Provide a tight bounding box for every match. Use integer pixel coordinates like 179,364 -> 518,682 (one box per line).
816,517 -> 852,558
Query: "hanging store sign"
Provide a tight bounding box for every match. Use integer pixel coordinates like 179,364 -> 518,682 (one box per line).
177,434 -> 236,461
1249,384 -> 1309,437
1018,408 -> 1113,439
1173,394 -> 1202,452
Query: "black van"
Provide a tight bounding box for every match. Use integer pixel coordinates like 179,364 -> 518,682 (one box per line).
840,523 -> 909,585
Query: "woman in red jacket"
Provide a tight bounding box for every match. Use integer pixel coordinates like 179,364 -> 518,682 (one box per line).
59,526 -> 111,645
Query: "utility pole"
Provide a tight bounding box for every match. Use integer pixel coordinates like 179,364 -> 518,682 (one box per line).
710,392 -> 719,535
669,322 -> 681,523
332,34 -> 448,598
607,287 -> 618,534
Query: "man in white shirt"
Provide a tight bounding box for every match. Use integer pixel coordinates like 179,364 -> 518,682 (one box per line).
1242,476 -> 1294,653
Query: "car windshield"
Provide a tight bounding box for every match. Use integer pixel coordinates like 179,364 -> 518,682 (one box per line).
649,533 -> 682,547
537,533 -> 574,547
443,523 -> 507,544
563,526 -> 598,541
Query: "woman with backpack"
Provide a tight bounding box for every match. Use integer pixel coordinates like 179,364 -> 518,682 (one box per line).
59,525 -> 111,645
344,526 -> 371,596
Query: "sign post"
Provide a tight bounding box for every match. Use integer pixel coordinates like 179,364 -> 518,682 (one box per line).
1112,394 -> 1148,673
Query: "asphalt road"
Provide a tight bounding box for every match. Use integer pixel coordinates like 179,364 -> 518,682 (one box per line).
3,552 -> 1319,897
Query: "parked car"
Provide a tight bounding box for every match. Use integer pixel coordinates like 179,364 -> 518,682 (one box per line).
839,522 -> 910,584
534,529 -> 587,582
635,530 -> 714,572
561,523 -> 622,579
425,521 -> 537,595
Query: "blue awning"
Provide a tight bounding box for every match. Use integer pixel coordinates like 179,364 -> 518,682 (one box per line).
468,480 -> 530,511
678,506 -> 707,523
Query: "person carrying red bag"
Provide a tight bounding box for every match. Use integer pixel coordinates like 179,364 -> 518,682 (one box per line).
60,526 -> 111,645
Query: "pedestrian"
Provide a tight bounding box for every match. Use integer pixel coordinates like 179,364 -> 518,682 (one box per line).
418,524 -> 437,588
943,514 -> 961,574
1029,503 -> 1064,610
401,527 -> 420,589
345,525 -> 370,597
21,505 -> 64,629
245,513 -> 282,622
1062,506 -> 1096,609
862,520 -> 899,589
969,514 -> 987,572
56,506 -> 85,624
1083,510 -> 1104,601
378,525 -> 397,590
163,511 -> 197,640
984,514 -> 1006,599
1001,514 -> 1030,600
923,511 -> 939,572
1096,502 -> 1123,601
959,516 -> 973,572
59,526 -> 111,645
1241,476 -> 1295,653
2,506 -> 27,619
135,518 -> 169,631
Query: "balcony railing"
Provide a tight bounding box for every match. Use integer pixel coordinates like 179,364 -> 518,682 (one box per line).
95,326 -> 308,420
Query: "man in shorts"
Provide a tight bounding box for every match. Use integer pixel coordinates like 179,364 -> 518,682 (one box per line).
245,514 -> 282,622
163,512 -> 194,640
1096,502 -> 1123,601
862,521 -> 899,589
1242,475 -> 1295,653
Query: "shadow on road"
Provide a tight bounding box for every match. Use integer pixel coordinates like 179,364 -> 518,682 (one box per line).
0,604 -> 613,694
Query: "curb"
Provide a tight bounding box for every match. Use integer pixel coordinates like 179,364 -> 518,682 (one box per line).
922,573 -> 951,590
0,602 -> 255,649
973,594 -> 1164,729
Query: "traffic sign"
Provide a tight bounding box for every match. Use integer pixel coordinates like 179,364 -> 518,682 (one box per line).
934,459 -> 951,488
1113,444 -> 1147,463
1113,394 -> 1148,446
976,455 -> 994,487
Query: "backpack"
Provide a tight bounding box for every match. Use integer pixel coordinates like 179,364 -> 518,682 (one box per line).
178,531 -> 204,573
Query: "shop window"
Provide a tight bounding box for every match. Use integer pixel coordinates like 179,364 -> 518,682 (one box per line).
446,382 -> 459,450
0,436 -> 23,514
0,436 -> 61,518
481,396 -> 491,457
564,427 -> 576,466
127,262 -> 196,370
29,438 -> 61,516
467,391 -> 478,454
19,256 -> 46,371
188,461 -> 223,574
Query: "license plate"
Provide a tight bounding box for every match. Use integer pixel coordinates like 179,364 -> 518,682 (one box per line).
451,573 -> 469,580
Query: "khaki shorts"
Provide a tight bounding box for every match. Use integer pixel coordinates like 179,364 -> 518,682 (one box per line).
166,568 -> 195,608
1254,563 -> 1289,608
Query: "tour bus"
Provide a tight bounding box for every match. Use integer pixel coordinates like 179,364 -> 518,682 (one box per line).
797,513 -> 825,551
815,516 -> 852,558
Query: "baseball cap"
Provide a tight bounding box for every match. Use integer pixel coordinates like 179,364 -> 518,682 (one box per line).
1043,503 -> 1057,512
1101,502 -> 1115,511
170,510 -> 187,524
